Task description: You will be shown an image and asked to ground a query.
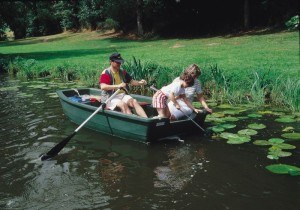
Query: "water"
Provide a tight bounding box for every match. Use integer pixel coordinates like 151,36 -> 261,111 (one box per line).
0,74 -> 299,210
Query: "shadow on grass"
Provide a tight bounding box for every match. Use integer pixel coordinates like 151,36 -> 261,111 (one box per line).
0,33 -> 82,47
1,46 -> 136,61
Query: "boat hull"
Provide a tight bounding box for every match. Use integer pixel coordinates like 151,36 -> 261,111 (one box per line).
57,88 -> 206,143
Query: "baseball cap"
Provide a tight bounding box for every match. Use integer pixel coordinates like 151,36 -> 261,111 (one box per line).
109,53 -> 124,64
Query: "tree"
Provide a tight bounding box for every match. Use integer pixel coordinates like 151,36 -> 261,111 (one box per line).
244,0 -> 250,29
136,0 -> 144,35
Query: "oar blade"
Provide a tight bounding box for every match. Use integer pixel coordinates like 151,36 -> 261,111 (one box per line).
40,132 -> 77,161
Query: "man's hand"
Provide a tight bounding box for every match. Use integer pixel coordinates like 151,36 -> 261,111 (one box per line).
138,79 -> 147,86
118,82 -> 127,88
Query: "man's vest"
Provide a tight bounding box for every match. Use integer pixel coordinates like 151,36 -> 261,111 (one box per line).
100,68 -> 129,101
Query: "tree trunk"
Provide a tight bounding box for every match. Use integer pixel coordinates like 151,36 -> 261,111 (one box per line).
136,0 -> 144,36
244,0 -> 250,29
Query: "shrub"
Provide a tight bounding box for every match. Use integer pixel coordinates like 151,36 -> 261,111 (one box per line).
285,15 -> 299,31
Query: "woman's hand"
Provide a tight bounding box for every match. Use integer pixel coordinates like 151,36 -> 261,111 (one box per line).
175,104 -> 181,110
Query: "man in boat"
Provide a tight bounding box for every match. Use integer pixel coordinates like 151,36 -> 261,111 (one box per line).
99,53 -> 148,118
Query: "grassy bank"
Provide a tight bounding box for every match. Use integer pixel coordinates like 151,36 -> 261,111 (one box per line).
0,30 -> 299,111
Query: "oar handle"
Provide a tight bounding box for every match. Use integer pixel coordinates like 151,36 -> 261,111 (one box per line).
74,88 -> 121,132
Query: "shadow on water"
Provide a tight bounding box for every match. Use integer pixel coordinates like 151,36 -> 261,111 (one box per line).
0,74 -> 300,209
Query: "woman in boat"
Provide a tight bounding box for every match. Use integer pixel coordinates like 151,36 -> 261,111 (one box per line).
168,64 -> 212,120
152,73 -> 199,120
100,53 -> 148,118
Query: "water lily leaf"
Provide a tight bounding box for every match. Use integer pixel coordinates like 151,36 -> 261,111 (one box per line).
223,116 -> 239,122
218,104 -> 233,109
275,117 -> 296,123
222,110 -> 240,115
228,135 -> 251,143
211,112 -> 225,118
281,133 -> 300,140
258,110 -> 274,115
0,86 -> 20,91
279,115 -> 295,119
265,164 -> 300,175
237,116 -> 249,120
274,143 -> 296,150
220,124 -> 236,129
253,140 -> 271,146
282,126 -> 294,132
32,101 -> 45,104
248,123 -> 266,130
268,147 -> 292,158
268,138 -> 284,144
238,129 -> 257,136
17,93 -> 34,98
247,113 -> 262,118
220,132 -> 237,139
211,126 -> 225,133
267,154 -> 279,160
206,116 -> 225,123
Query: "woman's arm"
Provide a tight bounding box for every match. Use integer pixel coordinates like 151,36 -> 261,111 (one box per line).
197,93 -> 212,113
170,92 -> 180,109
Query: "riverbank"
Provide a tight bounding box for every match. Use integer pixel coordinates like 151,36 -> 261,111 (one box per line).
0,30 -> 299,111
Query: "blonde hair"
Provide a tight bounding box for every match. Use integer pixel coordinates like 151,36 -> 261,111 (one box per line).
179,73 -> 194,87
184,64 -> 201,77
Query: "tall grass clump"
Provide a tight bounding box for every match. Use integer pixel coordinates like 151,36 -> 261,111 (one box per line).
6,57 -> 50,79
271,77 -> 300,112
123,57 -> 181,94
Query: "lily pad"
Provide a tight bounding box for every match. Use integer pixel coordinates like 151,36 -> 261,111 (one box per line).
266,164 -> 300,175
258,110 -> 274,115
247,123 -> 266,130
281,132 -> 300,140
227,135 -> 251,144
222,110 -> 240,115
275,117 -> 296,123
253,140 -> 271,146
219,124 -> 236,129
274,143 -> 296,150
220,132 -> 237,139
0,86 -> 20,91
268,138 -> 284,144
238,129 -> 257,136
217,104 -> 233,109
282,126 -> 294,132
211,126 -> 225,133
268,147 -> 292,159
223,116 -> 239,122
247,113 -> 262,118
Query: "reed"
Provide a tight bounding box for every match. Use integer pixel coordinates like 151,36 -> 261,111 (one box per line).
2,55 -> 299,111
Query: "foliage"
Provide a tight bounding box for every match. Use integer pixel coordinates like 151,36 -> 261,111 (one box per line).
0,0 -> 299,39
98,18 -> 120,30
285,15 -> 299,31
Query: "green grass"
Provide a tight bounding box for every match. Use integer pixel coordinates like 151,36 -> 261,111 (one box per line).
0,30 -> 299,111
1,30 -> 299,76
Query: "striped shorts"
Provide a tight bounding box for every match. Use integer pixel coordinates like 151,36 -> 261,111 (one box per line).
152,90 -> 167,108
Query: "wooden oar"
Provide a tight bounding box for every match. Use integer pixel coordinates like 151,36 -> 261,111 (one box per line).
149,85 -> 205,132
40,88 -> 122,161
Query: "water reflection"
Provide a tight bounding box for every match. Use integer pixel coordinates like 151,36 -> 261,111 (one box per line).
154,145 -> 207,191
1,74 -> 300,210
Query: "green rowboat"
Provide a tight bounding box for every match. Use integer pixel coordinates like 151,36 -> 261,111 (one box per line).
56,88 -> 207,143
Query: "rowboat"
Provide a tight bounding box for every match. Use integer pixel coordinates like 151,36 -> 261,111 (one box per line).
56,88 -> 207,143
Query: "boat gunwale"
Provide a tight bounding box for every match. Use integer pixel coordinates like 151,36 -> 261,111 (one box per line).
56,88 -> 174,123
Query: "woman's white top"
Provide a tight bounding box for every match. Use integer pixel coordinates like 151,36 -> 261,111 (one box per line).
161,81 -> 185,98
173,77 -> 202,102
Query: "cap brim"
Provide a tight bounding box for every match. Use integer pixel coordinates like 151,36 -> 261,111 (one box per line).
114,59 -> 124,64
